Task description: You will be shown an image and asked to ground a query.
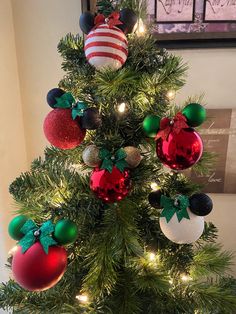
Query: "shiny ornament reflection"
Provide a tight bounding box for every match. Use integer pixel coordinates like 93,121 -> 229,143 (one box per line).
156,128 -> 203,170
90,166 -> 131,203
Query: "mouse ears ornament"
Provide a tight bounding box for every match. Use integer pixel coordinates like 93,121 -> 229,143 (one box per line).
80,9 -> 137,71
157,193 -> 213,244
83,146 -> 141,203
148,192 -> 213,244
44,89 -> 102,150
8,217 -> 78,291
143,103 -> 206,170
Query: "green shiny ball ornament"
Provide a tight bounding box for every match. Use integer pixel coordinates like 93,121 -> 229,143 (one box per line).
182,103 -> 206,127
54,219 -> 78,245
143,115 -> 161,138
8,215 -> 28,240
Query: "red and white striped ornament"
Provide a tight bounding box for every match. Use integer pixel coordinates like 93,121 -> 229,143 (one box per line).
84,23 -> 128,71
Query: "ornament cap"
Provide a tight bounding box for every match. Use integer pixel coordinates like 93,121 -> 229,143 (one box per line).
34,230 -> 41,237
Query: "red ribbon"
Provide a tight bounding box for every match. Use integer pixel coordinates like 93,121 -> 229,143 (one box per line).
94,12 -> 123,29
155,112 -> 189,141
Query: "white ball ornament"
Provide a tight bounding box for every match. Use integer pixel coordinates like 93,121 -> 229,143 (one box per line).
84,23 -> 128,71
160,208 -> 204,244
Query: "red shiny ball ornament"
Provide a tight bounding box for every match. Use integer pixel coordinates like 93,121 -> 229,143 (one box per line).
43,109 -> 86,150
156,128 -> 203,170
90,166 -> 131,203
12,242 -> 67,291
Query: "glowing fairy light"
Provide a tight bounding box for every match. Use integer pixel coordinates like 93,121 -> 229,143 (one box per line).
150,182 -> 159,191
181,274 -> 192,282
135,18 -> 146,36
148,252 -> 156,261
76,294 -> 89,303
166,90 -> 176,101
117,102 -> 127,113
8,245 -> 18,256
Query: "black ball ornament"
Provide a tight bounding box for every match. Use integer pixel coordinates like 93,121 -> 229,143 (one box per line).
148,190 -> 162,209
118,8 -> 138,34
80,108 -> 102,130
47,88 -> 65,108
79,12 -> 95,34
189,193 -> 213,216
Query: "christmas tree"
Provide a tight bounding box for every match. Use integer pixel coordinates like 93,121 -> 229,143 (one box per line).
1,1 -> 236,313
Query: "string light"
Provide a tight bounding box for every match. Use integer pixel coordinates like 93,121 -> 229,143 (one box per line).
148,252 -> 156,261
116,102 -> 128,115
135,18 -> 146,36
8,245 -> 18,256
76,294 -> 89,303
181,274 -> 192,282
150,182 -> 159,191
118,102 -> 126,113
166,90 -> 176,101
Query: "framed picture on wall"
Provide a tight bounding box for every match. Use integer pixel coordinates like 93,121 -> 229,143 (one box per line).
186,109 -> 236,193
155,0 -> 195,23
204,0 -> 236,22
147,0 -> 236,48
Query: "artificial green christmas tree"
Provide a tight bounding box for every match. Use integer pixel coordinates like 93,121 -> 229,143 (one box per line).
1,1 -> 236,313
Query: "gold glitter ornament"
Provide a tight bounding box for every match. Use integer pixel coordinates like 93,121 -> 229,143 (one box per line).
82,145 -> 101,167
123,146 -> 142,168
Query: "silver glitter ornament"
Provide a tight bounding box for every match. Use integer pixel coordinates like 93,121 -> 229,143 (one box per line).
82,145 -> 101,167
123,146 -> 142,168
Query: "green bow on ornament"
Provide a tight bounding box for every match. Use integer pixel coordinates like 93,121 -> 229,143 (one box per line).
71,101 -> 88,120
99,148 -> 128,173
55,92 -> 75,109
19,220 -> 57,254
160,195 -> 190,223
55,93 -> 88,120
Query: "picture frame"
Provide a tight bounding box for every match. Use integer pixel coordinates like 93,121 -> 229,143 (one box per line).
203,0 -> 236,23
187,109 -> 236,194
148,0 -> 236,48
155,0 -> 195,24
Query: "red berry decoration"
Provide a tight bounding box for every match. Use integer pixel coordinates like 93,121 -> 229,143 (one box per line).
90,166 -> 131,203
43,109 -> 86,150
155,113 -> 203,170
12,242 -> 67,291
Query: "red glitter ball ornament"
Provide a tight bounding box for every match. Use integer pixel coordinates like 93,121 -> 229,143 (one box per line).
12,242 -> 67,291
156,128 -> 203,170
90,166 -> 131,203
43,109 -> 86,149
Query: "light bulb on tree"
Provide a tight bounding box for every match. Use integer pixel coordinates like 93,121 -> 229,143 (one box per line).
8,245 -> 18,256
116,102 -> 128,114
150,182 -> 159,191
148,252 -> 156,261
135,18 -> 146,36
181,274 -> 192,282
76,294 -> 89,303
166,90 -> 176,101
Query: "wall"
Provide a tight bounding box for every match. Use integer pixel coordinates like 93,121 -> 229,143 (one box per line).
0,0 -> 28,310
174,48 -> 236,274
174,48 -> 236,109
11,0 -> 82,162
